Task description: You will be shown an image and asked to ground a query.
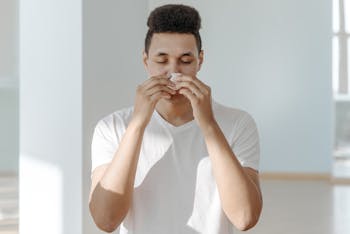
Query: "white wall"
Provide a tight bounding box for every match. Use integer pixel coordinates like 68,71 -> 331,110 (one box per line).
149,0 -> 333,173
0,0 -> 18,173
19,1 -> 82,233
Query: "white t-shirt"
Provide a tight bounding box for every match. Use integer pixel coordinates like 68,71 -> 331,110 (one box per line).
91,100 -> 260,234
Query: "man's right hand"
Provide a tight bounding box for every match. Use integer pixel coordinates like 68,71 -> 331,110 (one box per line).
131,75 -> 176,128
91,76 -> 175,231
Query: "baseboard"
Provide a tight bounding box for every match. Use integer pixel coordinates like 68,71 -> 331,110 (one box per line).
260,172 -> 331,181
0,171 -> 18,177
330,177 -> 350,184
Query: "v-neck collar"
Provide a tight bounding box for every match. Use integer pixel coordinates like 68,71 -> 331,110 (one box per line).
153,109 -> 196,132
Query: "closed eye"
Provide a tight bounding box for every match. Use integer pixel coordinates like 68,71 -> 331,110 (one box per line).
181,61 -> 192,64
154,60 -> 167,64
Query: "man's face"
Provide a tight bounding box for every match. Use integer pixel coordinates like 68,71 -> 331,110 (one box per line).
143,33 -> 203,78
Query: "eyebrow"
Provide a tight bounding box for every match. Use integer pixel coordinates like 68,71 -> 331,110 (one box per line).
181,52 -> 194,57
156,52 -> 167,56
155,51 -> 194,57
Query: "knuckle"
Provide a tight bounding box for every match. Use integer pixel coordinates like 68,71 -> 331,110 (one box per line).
136,85 -> 143,91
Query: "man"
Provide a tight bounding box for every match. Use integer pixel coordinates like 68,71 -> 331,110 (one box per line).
89,4 -> 262,234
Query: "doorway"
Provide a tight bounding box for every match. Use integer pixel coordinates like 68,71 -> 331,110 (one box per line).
332,0 -> 350,179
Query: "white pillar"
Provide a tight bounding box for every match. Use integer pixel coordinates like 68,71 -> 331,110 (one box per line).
19,1 -> 82,234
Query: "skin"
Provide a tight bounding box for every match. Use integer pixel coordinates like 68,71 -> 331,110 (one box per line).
89,32 -> 263,233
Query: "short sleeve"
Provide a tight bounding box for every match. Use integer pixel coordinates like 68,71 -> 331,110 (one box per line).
231,112 -> 260,171
91,115 -> 121,174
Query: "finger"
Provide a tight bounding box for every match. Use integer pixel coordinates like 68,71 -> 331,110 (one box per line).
143,76 -> 175,90
143,74 -> 170,85
145,84 -> 176,96
174,75 -> 209,94
175,81 -> 203,98
178,88 -> 197,102
150,90 -> 171,102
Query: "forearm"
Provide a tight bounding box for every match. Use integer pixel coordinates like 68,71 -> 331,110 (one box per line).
90,120 -> 145,230
201,121 -> 262,230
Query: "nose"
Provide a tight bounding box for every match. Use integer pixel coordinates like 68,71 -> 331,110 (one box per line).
166,60 -> 180,77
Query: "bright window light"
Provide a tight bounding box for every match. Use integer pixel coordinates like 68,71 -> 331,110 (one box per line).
19,154 -> 63,234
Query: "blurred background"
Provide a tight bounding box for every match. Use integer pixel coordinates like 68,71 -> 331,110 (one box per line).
1,0 -> 350,234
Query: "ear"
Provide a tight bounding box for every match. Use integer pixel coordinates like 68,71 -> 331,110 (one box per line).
197,50 -> 204,72
142,50 -> 148,69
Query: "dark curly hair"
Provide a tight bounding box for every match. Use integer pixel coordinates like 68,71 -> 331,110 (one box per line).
144,4 -> 202,54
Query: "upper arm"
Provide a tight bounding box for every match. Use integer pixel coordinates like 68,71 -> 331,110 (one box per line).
91,117 -> 121,175
231,112 -> 260,171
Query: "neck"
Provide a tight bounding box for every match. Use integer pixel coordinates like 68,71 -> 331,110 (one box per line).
155,99 -> 194,126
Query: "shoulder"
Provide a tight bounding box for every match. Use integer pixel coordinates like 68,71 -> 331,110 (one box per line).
212,100 -> 255,126
212,100 -> 259,143
94,106 -> 134,133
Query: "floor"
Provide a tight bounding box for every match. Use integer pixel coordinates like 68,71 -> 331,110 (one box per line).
0,177 -> 350,234
0,176 -> 18,234
235,179 -> 350,234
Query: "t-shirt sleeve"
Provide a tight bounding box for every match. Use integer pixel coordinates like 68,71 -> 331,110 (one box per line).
91,115 -> 121,175
231,112 -> 260,171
